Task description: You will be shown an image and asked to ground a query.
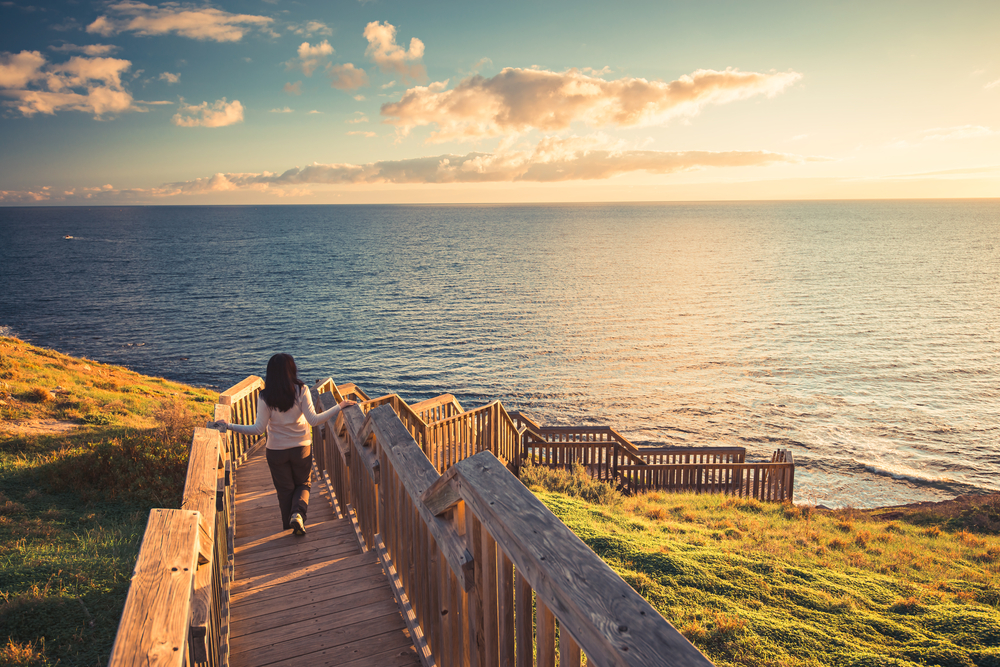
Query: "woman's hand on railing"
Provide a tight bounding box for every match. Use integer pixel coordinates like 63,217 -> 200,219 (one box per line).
338,399 -> 357,410
207,420 -> 229,432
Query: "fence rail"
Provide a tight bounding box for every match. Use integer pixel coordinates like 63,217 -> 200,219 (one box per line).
112,375 -> 794,665
618,449 -> 795,501
110,378 -> 253,667
319,403 -> 715,667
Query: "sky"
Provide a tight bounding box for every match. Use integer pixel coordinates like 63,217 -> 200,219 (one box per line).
0,0 -> 999,205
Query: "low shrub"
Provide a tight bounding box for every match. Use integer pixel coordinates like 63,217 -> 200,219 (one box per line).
519,462 -> 620,506
27,387 -> 52,403
42,398 -> 198,506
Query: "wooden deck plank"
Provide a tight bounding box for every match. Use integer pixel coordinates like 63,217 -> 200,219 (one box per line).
248,619 -> 416,667
230,448 -> 417,667
232,573 -> 394,637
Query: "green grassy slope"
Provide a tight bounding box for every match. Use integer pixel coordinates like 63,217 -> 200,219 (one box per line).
525,466 -> 1000,667
0,337 -> 215,666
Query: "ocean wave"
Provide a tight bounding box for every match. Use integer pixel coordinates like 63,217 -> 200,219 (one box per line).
0,324 -> 18,338
855,459 -> 955,486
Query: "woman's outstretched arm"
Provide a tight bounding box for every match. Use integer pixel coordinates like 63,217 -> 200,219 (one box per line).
211,395 -> 269,436
300,387 -> 355,426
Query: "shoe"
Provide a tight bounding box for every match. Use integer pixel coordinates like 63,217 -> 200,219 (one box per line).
290,513 -> 306,536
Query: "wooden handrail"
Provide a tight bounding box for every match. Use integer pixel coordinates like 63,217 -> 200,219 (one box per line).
112,377 -> 249,667
108,509 -> 201,667
322,403 -> 714,667
410,393 -> 464,423
218,375 -> 262,406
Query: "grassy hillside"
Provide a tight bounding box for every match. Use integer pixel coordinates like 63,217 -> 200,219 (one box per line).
0,337 -> 215,666
522,465 -> 1000,667
4,336 -> 999,667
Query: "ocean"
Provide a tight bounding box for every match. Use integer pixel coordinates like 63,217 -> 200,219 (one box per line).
1,201 -> 997,507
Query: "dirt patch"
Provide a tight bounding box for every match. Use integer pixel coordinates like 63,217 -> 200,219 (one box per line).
0,418 -> 80,437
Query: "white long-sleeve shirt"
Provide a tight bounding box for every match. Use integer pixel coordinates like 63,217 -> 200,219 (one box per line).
228,385 -> 340,450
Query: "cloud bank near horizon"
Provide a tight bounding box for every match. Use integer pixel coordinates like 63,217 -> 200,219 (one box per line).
0,136 -> 807,203
382,67 -> 802,142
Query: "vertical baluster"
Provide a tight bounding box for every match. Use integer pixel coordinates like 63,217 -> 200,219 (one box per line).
428,526 -> 443,665
561,628 -> 582,667
515,569 -> 533,667
466,512 -> 486,667
498,551 -> 515,666
537,598 -> 555,667
483,529 -> 499,667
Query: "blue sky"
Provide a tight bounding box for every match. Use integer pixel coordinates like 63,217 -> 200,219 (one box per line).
1,0 -> 998,204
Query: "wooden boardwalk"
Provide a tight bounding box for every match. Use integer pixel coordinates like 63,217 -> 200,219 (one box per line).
229,447 -> 421,667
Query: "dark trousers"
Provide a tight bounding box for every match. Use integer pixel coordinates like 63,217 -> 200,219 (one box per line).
265,445 -> 312,530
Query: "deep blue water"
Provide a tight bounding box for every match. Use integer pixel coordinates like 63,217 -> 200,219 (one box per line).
1,202 -> 998,507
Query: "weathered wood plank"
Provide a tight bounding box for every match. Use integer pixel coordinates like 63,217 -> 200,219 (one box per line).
365,404 -> 475,590
219,376 -> 263,406
109,509 -> 201,667
451,452 -> 714,667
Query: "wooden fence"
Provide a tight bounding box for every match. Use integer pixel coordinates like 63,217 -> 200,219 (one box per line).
312,379 -> 522,476
619,450 -> 794,501
109,378 -> 264,667
110,374 -> 793,665
509,410 -> 793,502
316,402 -> 715,667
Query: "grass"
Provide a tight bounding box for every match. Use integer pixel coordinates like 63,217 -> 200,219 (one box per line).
5,336 -> 999,666
524,464 -> 1000,667
0,337 -> 215,666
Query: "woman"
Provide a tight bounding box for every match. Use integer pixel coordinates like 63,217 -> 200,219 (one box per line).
210,353 -> 355,536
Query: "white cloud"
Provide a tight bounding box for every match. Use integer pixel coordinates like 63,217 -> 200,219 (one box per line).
363,21 -> 426,82
920,125 -> 998,141
290,20 -> 332,36
471,57 -> 492,73
0,50 -> 144,118
307,109 -> 322,114
347,113 -> 368,124
292,40 -> 333,76
381,80 -> 396,89
159,71 -> 180,84
353,94 -> 365,101
382,66 -> 802,143
284,81 -> 302,95
347,130 -> 376,137
985,78 -> 1000,90
0,50 -> 46,88
328,63 -> 368,90
270,106 -> 292,113
172,97 -> 244,127
50,43 -> 119,56
87,1 -> 274,42
164,136 -> 804,188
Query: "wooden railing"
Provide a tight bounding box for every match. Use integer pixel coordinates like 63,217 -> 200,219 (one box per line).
319,402 -> 715,667
510,411 -> 792,502
218,376 -> 264,466
111,374 -> 790,664
410,393 -> 464,423
109,377 -> 263,667
619,449 -> 794,501
639,447 -> 746,465
314,380 -> 522,476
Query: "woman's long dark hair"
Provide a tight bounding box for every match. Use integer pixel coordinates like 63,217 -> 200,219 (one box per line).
260,353 -> 305,412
